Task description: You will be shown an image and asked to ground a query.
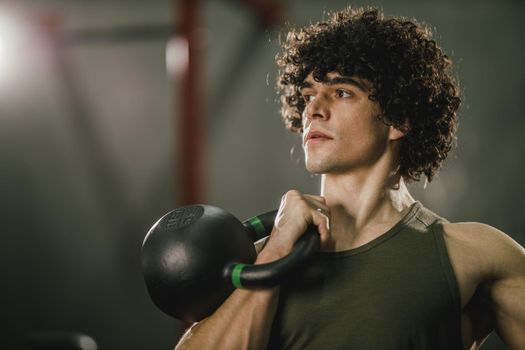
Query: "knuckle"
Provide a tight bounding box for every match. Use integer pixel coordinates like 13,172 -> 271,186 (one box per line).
316,195 -> 326,203
285,189 -> 301,198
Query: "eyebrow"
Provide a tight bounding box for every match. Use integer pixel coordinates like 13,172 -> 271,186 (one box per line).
300,76 -> 368,92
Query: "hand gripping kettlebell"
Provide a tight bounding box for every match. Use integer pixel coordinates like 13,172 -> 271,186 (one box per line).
141,204 -> 320,322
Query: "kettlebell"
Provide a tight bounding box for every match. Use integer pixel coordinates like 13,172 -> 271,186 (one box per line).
141,204 -> 320,322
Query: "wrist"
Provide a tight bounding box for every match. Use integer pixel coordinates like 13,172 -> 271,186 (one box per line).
255,250 -> 281,264
255,242 -> 290,264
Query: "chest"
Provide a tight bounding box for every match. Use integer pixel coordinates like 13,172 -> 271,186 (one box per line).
269,237 -> 463,349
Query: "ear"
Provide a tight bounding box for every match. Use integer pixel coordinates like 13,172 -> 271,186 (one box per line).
388,121 -> 410,141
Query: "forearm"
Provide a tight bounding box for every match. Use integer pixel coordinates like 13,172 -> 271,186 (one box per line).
175,287 -> 279,350
175,252 -> 281,350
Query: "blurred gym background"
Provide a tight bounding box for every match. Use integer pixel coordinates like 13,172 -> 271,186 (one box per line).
1,0 -> 523,349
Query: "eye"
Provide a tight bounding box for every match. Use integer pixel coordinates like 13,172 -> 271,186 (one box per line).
301,93 -> 315,103
336,89 -> 353,98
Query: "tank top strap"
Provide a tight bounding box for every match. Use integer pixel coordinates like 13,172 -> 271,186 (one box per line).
428,218 -> 462,321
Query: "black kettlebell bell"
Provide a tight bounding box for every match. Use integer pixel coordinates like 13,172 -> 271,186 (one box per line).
141,204 -> 320,322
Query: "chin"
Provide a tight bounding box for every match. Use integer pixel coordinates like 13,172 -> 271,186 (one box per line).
306,157 -> 354,175
305,160 -> 330,174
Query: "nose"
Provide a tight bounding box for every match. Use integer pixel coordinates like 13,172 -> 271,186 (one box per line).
302,95 -> 329,126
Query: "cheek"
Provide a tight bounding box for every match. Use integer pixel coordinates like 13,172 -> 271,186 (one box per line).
339,113 -> 389,150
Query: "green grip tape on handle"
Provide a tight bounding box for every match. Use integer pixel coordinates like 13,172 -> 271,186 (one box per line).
248,216 -> 266,239
231,264 -> 245,288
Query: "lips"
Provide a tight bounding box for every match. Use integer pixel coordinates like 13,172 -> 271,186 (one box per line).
304,130 -> 333,145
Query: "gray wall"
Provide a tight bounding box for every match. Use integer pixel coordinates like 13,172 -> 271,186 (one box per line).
1,0 -> 523,349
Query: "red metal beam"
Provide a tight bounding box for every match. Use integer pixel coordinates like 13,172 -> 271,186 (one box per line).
240,0 -> 285,26
177,0 -> 204,205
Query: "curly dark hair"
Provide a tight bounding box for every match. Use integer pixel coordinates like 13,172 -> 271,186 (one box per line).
276,7 -> 461,182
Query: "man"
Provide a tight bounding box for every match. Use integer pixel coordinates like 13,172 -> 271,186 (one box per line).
176,7 -> 525,349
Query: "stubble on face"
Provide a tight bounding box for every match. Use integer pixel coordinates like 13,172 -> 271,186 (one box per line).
302,95 -> 388,176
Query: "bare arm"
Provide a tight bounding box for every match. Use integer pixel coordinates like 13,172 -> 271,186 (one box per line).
483,225 -> 525,349
175,253 -> 281,350
456,222 -> 525,349
175,190 -> 330,350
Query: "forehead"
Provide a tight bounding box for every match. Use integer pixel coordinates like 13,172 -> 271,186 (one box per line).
301,72 -> 370,92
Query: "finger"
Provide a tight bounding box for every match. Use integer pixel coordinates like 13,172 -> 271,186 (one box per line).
312,208 -> 330,240
303,194 -> 326,204
311,208 -> 330,240
303,195 -> 329,213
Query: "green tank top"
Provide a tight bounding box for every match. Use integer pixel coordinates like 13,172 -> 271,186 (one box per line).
267,202 -> 463,349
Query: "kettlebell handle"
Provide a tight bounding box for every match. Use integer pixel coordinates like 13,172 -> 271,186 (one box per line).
224,210 -> 320,289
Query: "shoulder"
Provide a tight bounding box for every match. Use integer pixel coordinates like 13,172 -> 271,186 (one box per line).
442,224 -> 525,346
442,222 -> 525,279
441,221 -> 521,253
441,222 -> 504,245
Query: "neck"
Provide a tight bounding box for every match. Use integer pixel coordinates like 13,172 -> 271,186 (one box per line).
319,166 -> 416,251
